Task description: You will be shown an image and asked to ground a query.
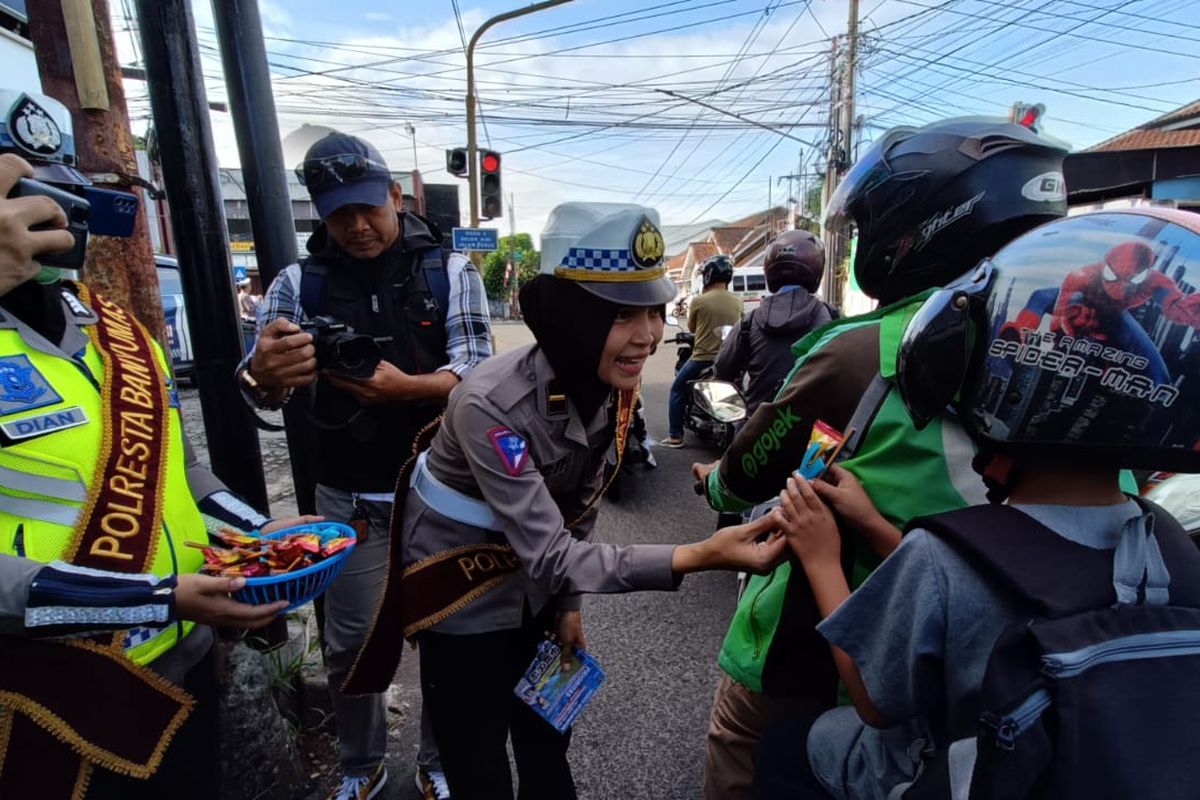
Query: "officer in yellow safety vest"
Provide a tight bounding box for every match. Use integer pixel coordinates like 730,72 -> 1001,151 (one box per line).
0,91 -> 315,800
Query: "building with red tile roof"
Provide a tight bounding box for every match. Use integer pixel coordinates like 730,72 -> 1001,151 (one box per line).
1065,99 -> 1200,210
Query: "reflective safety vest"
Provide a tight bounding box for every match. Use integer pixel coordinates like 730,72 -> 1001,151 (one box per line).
0,307 -> 203,665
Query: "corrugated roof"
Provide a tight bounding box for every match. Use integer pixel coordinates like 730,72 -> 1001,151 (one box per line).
1087,98 -> 1200,153
1088,129 -> 1200,153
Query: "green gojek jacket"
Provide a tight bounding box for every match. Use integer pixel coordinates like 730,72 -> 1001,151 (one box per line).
705,294 -> 988,699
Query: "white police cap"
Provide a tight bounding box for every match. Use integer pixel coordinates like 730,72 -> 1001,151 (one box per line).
540,202 -> 676,306
0,90 -> 89,186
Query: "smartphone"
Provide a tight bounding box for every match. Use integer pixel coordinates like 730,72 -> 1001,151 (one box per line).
7,177 -> 90,271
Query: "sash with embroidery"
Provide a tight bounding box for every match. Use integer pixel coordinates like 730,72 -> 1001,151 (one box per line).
343,387 -> 639,695
0,285 -> 190,799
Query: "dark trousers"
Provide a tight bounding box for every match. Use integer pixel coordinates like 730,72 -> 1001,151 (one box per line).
753,714 -> 834,800
419,611 -> 575,800
86,645 -> 220,800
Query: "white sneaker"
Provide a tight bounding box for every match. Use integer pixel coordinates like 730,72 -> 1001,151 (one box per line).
328,764 -> 387,800
416,767 -> 452,799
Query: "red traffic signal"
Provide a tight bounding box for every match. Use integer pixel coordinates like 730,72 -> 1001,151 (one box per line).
1009,102 -> 1045,132
480,150 -> 502,220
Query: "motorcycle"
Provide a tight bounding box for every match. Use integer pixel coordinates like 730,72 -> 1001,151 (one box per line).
667,316 -> 747,452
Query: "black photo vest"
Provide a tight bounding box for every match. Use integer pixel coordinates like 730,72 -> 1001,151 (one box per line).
305,243 -> 448,493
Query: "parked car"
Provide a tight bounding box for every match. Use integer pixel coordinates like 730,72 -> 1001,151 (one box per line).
156,254 -> 194,381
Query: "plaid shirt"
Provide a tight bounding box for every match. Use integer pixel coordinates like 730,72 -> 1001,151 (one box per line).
237,250 -> 492,407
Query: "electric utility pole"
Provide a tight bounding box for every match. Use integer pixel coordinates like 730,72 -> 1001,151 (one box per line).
508,192 -> 518,317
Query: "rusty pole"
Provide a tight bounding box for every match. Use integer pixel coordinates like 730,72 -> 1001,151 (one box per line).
26,0 -> 167,342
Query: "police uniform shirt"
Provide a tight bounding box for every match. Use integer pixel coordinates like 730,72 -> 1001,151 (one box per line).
400,344 -> 678,634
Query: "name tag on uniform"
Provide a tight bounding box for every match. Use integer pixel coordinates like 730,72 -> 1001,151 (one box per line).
0,355 -> 63,416
1,406 -> 89,441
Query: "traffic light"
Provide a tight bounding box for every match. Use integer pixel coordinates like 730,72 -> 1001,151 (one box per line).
480,150 -> 502,220
1009,102 -> 1045,132
446,147 -> 468,177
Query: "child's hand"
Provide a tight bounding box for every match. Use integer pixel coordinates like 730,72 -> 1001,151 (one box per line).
813,465 -> 878,531
779,475 -> 841,566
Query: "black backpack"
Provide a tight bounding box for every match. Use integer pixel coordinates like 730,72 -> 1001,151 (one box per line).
905,498 -> 1200,800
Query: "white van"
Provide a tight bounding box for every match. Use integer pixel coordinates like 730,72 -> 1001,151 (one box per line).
729,266 -> 768,311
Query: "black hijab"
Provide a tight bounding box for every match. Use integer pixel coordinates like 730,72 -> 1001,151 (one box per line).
520,275 -> 619,422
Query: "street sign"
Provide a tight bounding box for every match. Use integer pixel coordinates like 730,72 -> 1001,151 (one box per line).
452,227 -> 500,252
233,266 -> 249,283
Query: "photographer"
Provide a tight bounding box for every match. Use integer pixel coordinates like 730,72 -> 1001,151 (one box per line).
0,93 -> 317,800
237,132 -> 491,800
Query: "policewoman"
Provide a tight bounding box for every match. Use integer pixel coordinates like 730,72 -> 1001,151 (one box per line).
344,203 -> 789,800
0,92 -> 305,800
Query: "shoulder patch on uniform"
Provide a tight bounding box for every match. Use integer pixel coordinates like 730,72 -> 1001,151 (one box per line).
60,288 -> 96,322
0,355 -> 62,416
488,426 -> 528,476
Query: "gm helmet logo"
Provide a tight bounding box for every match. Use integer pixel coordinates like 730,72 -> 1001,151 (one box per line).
631,217 -> 664,268
7,94 -> 62,158
1022,171 -> 1066,202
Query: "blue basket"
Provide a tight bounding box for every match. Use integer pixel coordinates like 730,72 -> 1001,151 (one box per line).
232,522 -> 357,612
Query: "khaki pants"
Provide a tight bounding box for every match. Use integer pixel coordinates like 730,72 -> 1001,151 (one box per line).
703,675 -> 828,800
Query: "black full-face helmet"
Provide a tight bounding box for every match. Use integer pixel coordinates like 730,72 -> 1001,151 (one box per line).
897,208 -> 1200,474
764,230 -> 824,293
825,116 -> 1069,304
701,254 -> 734,288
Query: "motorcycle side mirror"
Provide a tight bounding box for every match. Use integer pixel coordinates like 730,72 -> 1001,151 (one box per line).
665,314 -> 679,327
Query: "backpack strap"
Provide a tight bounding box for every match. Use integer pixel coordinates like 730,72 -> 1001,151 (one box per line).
419,247 -> 451,316
837,372 -> 890,461
913,500 -> 1200,618
298,258 -> 327,318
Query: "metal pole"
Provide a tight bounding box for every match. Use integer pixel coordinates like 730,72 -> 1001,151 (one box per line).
467,0 -> 574,227
406,122 -> 418,170
134,0 -> 269,510
820,36 -> 840,307
211,0 -> 321,515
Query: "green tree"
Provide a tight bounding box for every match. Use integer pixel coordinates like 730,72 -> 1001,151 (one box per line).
481,234 -> 540,300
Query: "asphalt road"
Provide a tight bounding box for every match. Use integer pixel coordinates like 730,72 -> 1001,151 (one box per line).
184,320 -> 736,799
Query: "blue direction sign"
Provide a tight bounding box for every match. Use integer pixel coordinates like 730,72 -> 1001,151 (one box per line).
452,227 -> 500,252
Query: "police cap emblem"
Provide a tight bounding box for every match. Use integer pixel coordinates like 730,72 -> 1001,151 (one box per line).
7,94 -> 62,158
631,217 -> 665,268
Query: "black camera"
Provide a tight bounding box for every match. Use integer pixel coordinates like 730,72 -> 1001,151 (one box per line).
301,315 -> 383,380
8,177 -> 90,271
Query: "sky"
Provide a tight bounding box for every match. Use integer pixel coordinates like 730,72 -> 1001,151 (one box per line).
109,0 -> 1200,243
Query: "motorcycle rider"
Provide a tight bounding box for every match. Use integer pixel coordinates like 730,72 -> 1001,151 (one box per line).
662,254 -> 742,448
690,116 -> 1076,800
714,231 -> 833,415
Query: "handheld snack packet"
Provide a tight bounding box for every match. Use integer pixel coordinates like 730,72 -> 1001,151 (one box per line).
795,421 -> 848,480
514,638 -> 607,734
